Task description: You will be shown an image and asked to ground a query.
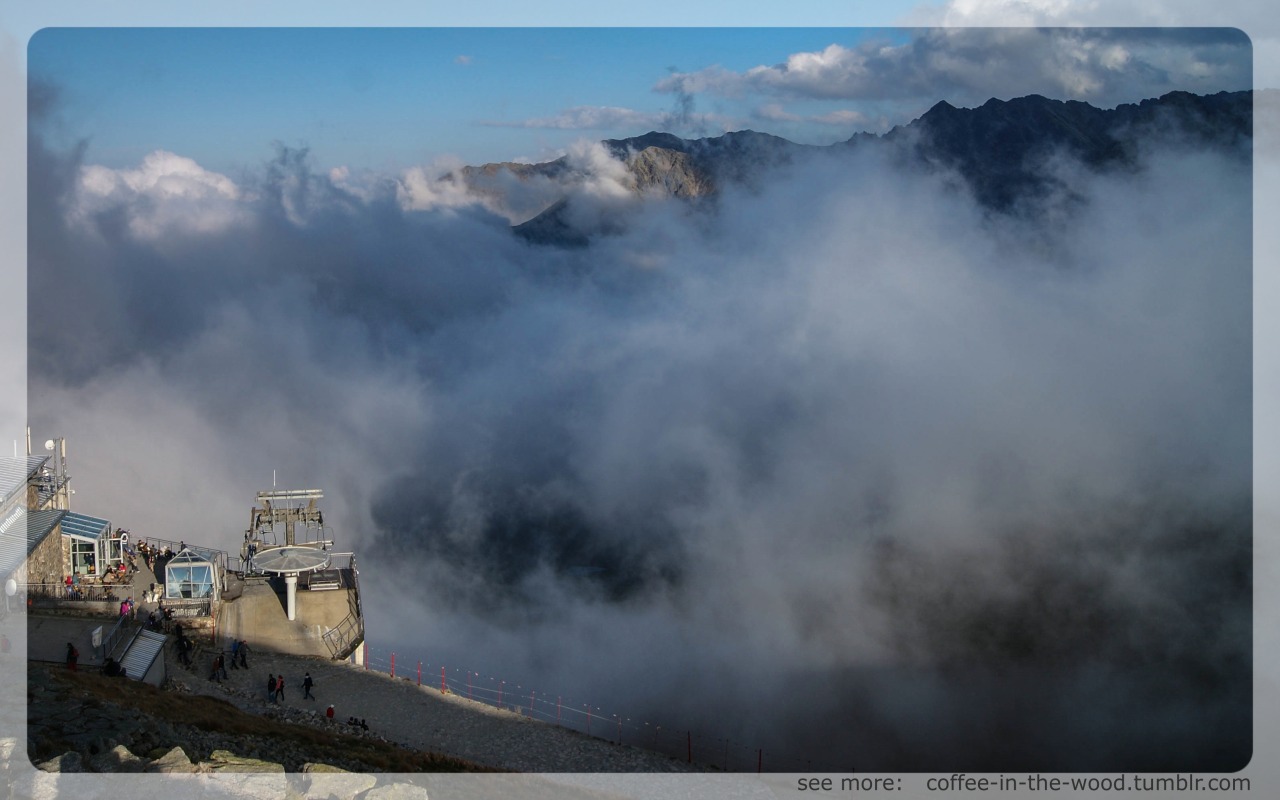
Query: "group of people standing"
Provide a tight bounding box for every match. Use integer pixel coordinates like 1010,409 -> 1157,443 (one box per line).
262,669 -> 366,729
173,634 -> 369,732
207,640 -> 250,681
266,670 -> 315,702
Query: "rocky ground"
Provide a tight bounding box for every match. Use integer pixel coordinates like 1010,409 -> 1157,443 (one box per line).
23,632 -> 703,784
154,641 -> 701,773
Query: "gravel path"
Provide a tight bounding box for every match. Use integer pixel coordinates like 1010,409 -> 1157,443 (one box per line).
167,643 -> 700,773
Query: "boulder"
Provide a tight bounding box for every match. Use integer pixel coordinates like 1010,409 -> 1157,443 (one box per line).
202,748 -> 286,773
365,782 -> 431,800
301,763 -> 378,798
35,752 -> 83,773
89,744 -> 146,772
146,746 -> 197,774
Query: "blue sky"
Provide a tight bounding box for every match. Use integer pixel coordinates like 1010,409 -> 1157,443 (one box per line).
28,26 -> 1252,175
29,28 -> 914,172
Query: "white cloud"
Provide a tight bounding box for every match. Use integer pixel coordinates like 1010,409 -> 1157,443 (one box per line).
564,139 -> 634,201
814,109 -> 878,126
395,158 -> 484,212
909,0 -> 1277,92
656,29 -> 1252,109
484,105 -> 672,131
74,150 -> 246,239
756,103 -> 879,129
31,118 -> 1253,770
482,104 -> 732,136
919,0 -> 1269,29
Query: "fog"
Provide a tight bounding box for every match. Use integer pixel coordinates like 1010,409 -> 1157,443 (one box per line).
27,103 -> 1251,770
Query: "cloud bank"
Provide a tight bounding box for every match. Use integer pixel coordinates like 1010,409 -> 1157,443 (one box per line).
29,87 -> 1251,771
657,28 -> 1251,112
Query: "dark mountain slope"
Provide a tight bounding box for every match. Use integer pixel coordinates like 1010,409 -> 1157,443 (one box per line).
496,89 -> 1252,244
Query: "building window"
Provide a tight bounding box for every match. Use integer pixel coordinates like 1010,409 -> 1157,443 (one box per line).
70,539 -> 96,575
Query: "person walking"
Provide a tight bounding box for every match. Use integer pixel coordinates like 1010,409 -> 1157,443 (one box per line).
238,640 -> 250,669
274,673 -> 285,703
174,634 -> 191,667
326,704 -> 334,721
302,671 -> 315,700
65,642 -> 78,671
229,640 -> 240,670
267,673 -> 278,703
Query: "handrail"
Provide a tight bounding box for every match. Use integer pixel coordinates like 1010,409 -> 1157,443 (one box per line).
138,536 -> 228,571
164,598 -> 213,618
26,582 -> 122,603
100,614 -> 130,660
140,535 -> 231,592
322,553 -> 364,660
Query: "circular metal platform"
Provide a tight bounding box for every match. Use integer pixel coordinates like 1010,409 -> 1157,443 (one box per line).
252,545 -> 332,574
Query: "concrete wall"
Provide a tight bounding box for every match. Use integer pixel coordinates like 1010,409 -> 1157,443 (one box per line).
140,649 -> 166,687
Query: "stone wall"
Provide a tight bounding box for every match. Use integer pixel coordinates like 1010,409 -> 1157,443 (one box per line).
26,523 -> 65,585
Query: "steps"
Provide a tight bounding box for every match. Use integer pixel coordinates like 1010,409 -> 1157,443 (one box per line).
117,628 -> 167,684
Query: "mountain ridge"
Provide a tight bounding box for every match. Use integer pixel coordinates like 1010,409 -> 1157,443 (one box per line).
458,90 -> 1253,246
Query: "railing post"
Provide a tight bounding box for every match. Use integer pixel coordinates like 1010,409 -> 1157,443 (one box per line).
441,666 -> 446,692
390,652 -> 395,678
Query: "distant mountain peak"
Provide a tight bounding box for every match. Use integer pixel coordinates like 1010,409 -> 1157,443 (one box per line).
467,90 -> 1253,246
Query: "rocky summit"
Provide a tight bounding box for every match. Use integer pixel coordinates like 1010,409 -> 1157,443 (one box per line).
463,89 -> 1254,246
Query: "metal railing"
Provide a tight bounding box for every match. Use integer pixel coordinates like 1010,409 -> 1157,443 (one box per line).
360,643 -> 777,772
165,599 -> 213,618
100,614 -> 131,660
322,553 -> 364,660
26,582 -> 123,603
138,536 -> 230,589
